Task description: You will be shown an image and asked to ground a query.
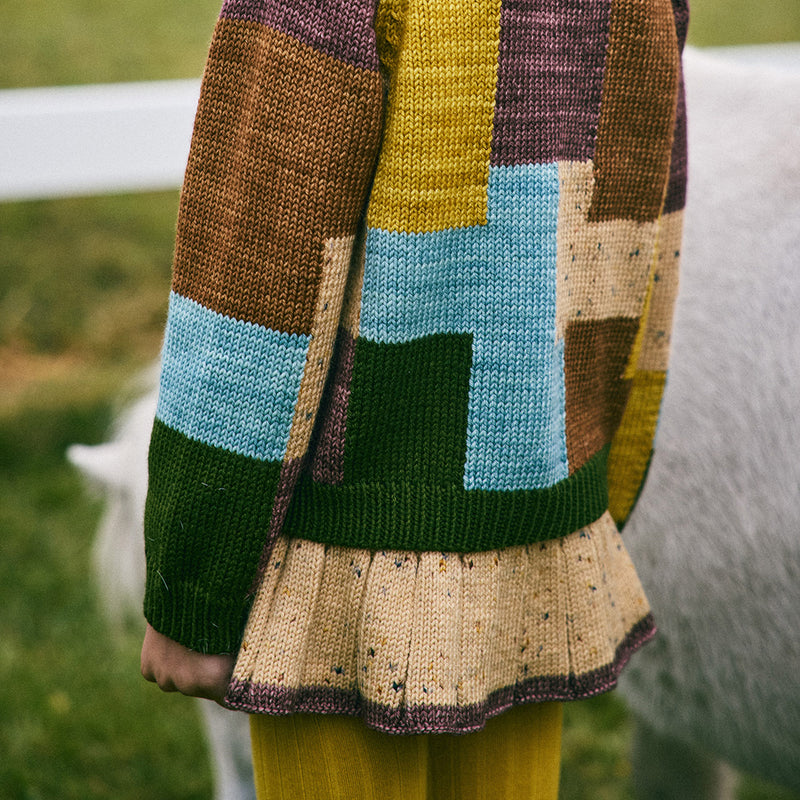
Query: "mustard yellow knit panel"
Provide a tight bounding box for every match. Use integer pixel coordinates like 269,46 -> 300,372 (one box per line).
607,369 -> 666,523
367,0 -> 502,233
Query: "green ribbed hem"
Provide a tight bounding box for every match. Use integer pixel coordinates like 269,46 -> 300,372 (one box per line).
143,580 -> 253,655
144,417 -> 609,650
284,446 -> 610,552
143,419 -> 281,653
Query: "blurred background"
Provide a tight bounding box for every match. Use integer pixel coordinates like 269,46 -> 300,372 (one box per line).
1,2 -> 799,798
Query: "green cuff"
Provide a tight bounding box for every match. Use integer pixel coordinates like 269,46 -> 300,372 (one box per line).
143,419 -> 281,653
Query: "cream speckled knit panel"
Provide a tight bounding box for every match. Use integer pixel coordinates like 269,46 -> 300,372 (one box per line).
226,512 -> 653,732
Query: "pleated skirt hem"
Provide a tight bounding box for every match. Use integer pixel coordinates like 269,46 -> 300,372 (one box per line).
225,511 -> 654,734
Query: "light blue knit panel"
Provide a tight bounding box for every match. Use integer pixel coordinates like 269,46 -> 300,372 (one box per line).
156,291 -> 309,462
360,163 -> 568,490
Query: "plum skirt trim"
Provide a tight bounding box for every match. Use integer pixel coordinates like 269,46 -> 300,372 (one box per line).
225,511 -> 654,734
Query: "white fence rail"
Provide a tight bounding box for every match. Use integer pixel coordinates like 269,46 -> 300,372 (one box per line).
0,44 -> 798,202
0,80 -> 200,201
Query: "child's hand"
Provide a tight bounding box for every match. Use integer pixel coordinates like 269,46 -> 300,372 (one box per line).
141,623 -> 235,706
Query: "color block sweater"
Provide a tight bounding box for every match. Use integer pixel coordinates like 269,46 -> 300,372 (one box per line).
144,0 -> 688,659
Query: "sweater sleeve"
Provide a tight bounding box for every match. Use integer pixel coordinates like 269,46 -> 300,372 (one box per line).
607,0 -> 689,527
143,0 -> 385,653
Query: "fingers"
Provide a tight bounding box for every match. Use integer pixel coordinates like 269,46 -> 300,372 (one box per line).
141,623 -> 236,705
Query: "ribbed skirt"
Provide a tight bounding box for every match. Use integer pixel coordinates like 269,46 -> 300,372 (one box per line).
225,511 -> 653,734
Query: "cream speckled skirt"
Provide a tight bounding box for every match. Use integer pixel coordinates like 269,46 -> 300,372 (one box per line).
224,511 -> 653,733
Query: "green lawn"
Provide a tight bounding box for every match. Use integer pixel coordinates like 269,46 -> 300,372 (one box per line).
689,0 -> 800,46
0,0 -> 221,88
2,1 -> 798,798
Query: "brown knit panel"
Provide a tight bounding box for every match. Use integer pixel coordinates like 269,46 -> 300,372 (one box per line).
172,19 -> 383,335
588,0 -> 679,223
564,317 -> 639,474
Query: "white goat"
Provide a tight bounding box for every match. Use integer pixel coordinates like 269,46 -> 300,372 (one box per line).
68,375 -> 255,800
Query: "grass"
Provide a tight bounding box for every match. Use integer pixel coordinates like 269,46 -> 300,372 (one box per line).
0,0 -> 221,88
0,401 -> 212,799
1,193 -> 176,416
689,0 -> 800,46
2,1 -> 799,798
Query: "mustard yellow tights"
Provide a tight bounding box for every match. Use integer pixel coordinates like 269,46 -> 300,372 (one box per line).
250,702 -> 563,800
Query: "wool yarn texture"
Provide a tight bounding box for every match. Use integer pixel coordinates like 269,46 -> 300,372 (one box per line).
143,0 -> 688,732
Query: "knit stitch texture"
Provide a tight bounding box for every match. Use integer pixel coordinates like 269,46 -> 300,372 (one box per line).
144,0 -> 688,675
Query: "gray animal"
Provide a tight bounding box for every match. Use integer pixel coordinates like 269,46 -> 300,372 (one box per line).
68,45 -> 800,800
618,44 -> 800,800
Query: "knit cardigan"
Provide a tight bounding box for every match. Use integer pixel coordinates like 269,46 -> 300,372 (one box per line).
144,0 -> 688,655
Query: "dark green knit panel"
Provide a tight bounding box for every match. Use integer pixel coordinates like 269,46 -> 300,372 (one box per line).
344,333 -> 473,485
285,445 -> 610,551
144,419 -> 281,653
